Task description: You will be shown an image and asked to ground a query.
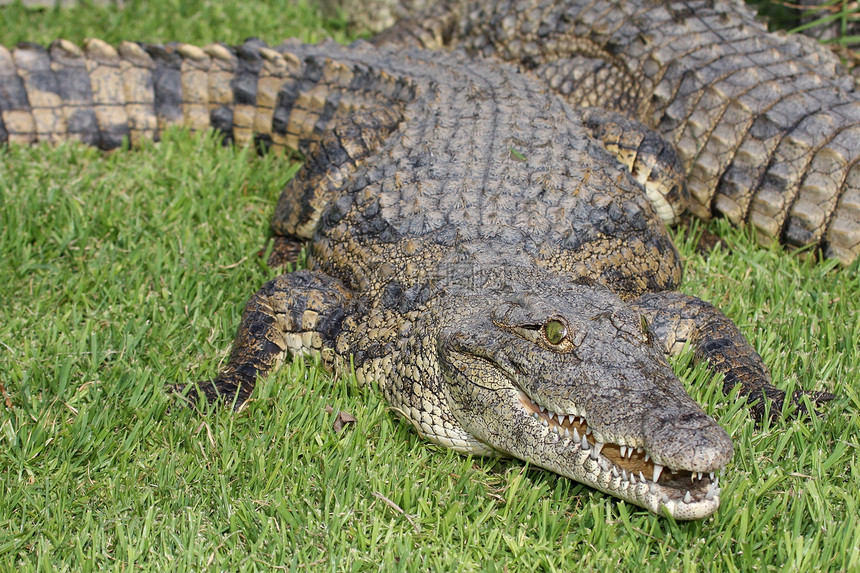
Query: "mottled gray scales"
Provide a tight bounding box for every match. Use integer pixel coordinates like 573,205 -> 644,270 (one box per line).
0,34 -> 832,520
372,0 -> 860,263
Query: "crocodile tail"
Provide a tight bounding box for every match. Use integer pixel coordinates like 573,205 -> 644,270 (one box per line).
0,37 -> 318,154
528,1 -> 860,263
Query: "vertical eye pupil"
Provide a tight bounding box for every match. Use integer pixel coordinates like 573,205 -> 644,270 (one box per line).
544,319 -> 567,345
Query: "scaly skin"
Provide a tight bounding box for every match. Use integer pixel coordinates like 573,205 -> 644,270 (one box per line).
372,0 -> 860,264
0,37 -> 833,518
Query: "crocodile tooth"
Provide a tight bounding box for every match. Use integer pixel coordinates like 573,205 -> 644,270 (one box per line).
697,472 -> 703,481
539,405 -> 546,413
639,471 -> 646,483
585,427 -> 592,435
562,427 -> 570,438
580,434 -> 589,450
662,494 -> 671,504
571,427 -> 580,442
644,452 -> 650,463
620,445 -> 628,458
621,469 -> 628,481
630,473 -> 636,485
710,472 -> 715,482
541,419 -> 549,427
705,481 -> 719,501
591,442 -> 604,459
652,464 -> 663,483
531,412 -> 539,420
636,447 -> 644,454
547,411 -> 555,421
568,414 -> 576,425
579,417 -> 585,425
612,467 -> 619,478
683,491 -> 692,504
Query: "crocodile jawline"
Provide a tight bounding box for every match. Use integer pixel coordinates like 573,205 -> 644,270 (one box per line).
517,391 -> 722,505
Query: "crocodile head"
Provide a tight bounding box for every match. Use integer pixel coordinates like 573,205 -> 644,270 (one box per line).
436,274 -> 733,520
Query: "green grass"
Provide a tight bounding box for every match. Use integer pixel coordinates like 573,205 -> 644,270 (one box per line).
1,1 -> 859,571
751,0 -> 859,50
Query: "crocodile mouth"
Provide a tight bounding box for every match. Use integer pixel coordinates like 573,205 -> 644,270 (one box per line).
518,392 -> 722,506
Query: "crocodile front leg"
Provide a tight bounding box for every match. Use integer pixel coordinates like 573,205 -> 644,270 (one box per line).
172,270 -> 355,410
630,291 -> 835,419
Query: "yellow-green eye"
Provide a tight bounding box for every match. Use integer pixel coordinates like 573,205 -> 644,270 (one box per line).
544,319 -> 567,345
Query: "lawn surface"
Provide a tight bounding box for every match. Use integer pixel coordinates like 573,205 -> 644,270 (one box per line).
1,1 -> 858,571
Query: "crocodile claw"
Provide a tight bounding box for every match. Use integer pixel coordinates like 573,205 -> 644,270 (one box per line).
753,387 -> 837,422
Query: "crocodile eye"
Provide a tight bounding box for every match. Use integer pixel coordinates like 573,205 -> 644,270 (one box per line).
544,319 -> 567,345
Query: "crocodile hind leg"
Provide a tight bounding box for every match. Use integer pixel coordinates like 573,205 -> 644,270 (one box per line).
171,270 -> 355,410
267,106 -> 403,266
577,106 -> 726,255
368,2 -> 460,48
579,107 -> 690,226
630,291 -> 835,420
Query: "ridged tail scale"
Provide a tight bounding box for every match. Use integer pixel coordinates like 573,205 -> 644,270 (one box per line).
0,38 -> 408,156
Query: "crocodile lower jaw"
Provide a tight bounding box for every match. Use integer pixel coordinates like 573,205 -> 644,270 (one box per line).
517,392 -> 724,520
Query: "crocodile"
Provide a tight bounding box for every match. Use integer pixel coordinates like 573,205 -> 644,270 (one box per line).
0,36 -> 833,520
369,0 -> 860,264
